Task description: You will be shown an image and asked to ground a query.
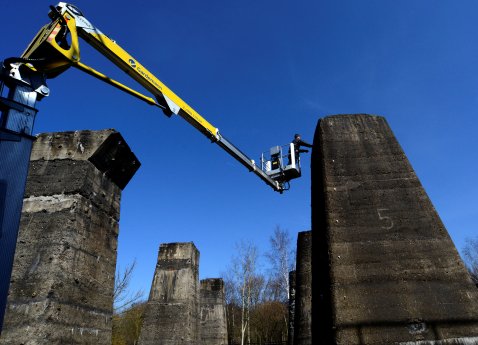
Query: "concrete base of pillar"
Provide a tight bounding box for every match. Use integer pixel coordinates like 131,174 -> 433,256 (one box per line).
311,115 -> 478,344
0,130 -> 139,345
200,278 -> 228,345
139,242 -> 200,345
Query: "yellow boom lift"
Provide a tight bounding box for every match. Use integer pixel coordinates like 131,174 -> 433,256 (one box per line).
20,3 -> 304,192
0,3 -> 305,330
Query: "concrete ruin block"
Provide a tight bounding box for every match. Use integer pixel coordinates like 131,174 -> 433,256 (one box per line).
0,129 -> 139,345
200,278 -> 228,345
139,242 -> 200,345
288,270 -> 296,345
294,231 -> 312,345
311,114 -> 478,344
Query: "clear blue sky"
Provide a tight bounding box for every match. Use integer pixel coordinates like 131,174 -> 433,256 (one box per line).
2,1 -> 477,296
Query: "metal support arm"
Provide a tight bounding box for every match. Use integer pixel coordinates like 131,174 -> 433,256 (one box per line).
216,135 -> 282,192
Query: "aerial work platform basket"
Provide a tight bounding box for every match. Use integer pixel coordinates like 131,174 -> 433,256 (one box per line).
260,143 -> 302,187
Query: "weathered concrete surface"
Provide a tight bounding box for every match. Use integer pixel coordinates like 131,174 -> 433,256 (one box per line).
200,278 -> 227,345
139,242 -> 200,345
30,129 -> 140,189
311,114 -> 478,344
294,231 -> 312,345
288,270 -> 296,345
0,130 -> 139,345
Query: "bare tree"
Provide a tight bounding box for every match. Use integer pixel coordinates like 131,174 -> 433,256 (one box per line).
222,270 -> 240,344
250,301 -> 288,344
223,233 -> 292,345
249,274 -> 266,306
229,240 -> 261,345
112,302 -> 147,345
114,260 -> 144,313
463,237 -> 478,287
265,226 -> 295,302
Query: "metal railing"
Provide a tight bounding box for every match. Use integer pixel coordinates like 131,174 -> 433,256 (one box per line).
260,143 -> 295,174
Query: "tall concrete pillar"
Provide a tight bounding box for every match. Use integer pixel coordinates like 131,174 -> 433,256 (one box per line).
200,278 -> 228,345
288,270 -> 296,345
139,242 -> 200,345
0,129 -> 140,345
294,231 -> 312,345
311,114 -> 478,344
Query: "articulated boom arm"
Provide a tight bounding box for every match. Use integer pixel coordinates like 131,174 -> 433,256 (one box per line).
19,2 -> 283,192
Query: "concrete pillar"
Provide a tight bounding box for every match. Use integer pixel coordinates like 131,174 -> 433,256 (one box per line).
0,129 -> 140,345
294,231 -> 312,345
311,114 -> 478,344
199,278 -> 228,345
139,242 -> 200,345
288,270 -> 296,345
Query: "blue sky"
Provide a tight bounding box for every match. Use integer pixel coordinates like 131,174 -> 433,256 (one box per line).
2,0 -> 477,296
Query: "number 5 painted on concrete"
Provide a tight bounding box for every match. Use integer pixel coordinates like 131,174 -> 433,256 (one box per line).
377,208 -> 394,230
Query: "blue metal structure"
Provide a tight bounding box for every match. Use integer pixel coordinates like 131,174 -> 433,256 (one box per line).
0,60 -> 48,333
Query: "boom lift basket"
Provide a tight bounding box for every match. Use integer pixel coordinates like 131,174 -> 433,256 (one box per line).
260,143 -> 301,184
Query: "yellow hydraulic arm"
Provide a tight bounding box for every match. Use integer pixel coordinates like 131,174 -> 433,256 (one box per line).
21,2 -> 284,192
